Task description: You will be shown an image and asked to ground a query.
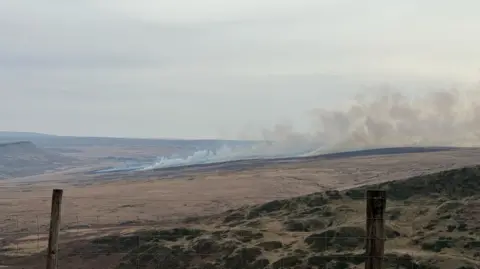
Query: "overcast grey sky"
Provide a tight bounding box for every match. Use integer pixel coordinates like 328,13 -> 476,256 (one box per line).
1,0 -> 479,139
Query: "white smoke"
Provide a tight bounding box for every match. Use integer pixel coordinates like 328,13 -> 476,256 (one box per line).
139,140 -> 322,170
95,141 -> 321,173
99,87 -> 480,172
310,88 -> 480,151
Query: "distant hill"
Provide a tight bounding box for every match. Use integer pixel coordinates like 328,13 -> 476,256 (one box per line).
0,141 -> 76,179
0,131 -> 55,138
0,131 -> 256,150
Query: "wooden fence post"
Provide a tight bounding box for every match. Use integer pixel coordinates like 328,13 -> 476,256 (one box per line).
365,190 -> 386,269
46,189 -> 63,269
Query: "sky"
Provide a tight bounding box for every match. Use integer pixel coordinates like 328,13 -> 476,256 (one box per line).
1,0 -> 479,139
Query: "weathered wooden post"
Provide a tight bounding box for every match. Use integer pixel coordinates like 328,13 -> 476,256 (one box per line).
365,190 -> 386,269
46,189 -> 63,269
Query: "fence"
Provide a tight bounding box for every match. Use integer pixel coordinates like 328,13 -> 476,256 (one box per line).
1,188 -> 479,269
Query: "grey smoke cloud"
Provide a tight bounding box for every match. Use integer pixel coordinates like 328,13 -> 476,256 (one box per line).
94,87 -> 480,172
259,88 -> 480,153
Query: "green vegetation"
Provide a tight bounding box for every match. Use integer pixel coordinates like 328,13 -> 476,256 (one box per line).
75,166 -> 480,268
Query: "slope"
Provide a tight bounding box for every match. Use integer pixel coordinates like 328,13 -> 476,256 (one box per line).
0,141 -> 77,179
6,165 -> 478,269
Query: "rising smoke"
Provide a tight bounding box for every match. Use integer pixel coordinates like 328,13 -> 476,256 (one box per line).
308,88 -> 480,151
238,88 -> 480,155
98,88 -> 480,172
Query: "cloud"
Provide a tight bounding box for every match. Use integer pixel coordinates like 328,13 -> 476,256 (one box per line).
0,0 -> 479,138
1,0 -> 479,77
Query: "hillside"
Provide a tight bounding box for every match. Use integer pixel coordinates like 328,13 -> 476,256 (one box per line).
0,141 -> 76,179
0,131 -> 55,139
8,165 -> 480,269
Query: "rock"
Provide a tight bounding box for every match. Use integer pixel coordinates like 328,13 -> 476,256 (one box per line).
256,241 -> 283,251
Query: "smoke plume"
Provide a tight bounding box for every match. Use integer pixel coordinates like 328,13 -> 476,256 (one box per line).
97,87 -> 480,172
305,88 -> 480,152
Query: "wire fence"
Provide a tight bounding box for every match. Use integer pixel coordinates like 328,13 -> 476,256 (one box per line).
1,191 -> 480,269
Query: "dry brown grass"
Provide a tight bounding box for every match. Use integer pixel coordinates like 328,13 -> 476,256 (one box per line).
1,148 -> 480,268
2,148 -> 480,231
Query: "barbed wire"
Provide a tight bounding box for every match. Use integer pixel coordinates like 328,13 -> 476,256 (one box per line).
0,195 -> 359,200
1,194 -> 479,269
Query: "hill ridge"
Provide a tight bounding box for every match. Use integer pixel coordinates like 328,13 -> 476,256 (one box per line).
0,140 -> 76,179
47,165 -> 480,269
0,140 -> 36,147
